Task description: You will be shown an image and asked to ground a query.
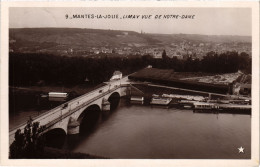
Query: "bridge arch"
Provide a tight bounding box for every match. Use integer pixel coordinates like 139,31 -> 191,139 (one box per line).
108,91 -> 120,110
77,104 -> 101,134
44,128 -> 66,148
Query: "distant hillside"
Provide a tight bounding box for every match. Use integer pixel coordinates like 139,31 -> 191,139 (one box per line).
9,28 -> 155,48
9,28 -> 251,52
150,34 -> 251,44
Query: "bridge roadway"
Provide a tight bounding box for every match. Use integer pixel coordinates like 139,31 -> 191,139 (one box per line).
9,77 -> 131,145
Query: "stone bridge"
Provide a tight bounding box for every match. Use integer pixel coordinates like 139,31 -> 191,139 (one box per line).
9,77 -> 131,145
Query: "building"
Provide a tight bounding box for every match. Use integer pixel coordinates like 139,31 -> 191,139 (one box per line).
239,84 -> 251,96
153,51 -> 162,59
48,92 -> 68,102
110,71 -> 122,81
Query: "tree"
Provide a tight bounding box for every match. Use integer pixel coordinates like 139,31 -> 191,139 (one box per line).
9,118 -> 46,158
162,50 -> 167,59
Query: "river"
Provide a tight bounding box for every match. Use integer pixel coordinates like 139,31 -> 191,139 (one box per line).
9,86 -> 251,159
65,98 -> 251,159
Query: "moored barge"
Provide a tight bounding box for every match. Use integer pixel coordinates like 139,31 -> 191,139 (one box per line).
150,97 -> 172,105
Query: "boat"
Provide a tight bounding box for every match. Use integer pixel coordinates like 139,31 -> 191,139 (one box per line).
193,102 -> 251,114
150,97 -> 172,105
194,102 -> 213,110
183,105 -> 192,109
193,102 -> 222,111
177,100 -> 196,109
217,104 -> 251,111
131,96 -> 144,102
162,94 -> 205,101
130,96 -> 144,104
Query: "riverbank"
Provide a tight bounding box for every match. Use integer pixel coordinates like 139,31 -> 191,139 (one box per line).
41,147 -> 107,159
9,83 -> 107,110
10,147 -> 108,159
10,83 -> 106,96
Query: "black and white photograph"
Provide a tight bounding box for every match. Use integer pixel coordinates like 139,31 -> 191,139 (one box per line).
0,1 -> 259,167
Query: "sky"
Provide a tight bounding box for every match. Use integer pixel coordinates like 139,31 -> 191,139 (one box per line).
9,7 -> 251,36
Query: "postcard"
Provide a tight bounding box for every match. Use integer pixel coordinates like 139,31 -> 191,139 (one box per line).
0,1 -> 259,167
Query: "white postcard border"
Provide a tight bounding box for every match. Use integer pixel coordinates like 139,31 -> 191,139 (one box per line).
1,1 -> 259,167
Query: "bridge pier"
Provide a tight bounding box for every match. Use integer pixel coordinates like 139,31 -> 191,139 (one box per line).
67,117 -> 80,135
102,98 -> 110,112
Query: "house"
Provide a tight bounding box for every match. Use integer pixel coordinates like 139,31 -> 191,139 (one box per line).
232,83 -> 241,95
233,82 -> 251,96
110,71 -> 122,81
48,92 -> 68,102
239,84 -> 251,95
153,51 -> 162,59
122,32 -> 129,35
94,50 -> 100,54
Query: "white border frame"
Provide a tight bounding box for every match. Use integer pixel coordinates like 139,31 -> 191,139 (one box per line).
1,1 -> 259,167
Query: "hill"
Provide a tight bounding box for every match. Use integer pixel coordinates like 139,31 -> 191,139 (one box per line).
9,28 -> 251,54
150,34 -> 251,44
9,28 -> 155,48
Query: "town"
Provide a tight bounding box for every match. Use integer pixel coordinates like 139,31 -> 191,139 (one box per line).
9,28 -> 251,60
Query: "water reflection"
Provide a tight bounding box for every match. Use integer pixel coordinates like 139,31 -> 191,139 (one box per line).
44,128 -> 66,149
9,91 -> 251,159
66,98 -> 251,159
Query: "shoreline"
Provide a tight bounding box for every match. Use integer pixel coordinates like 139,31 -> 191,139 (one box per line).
42,147 -> 108,159
9,147 -> 108,159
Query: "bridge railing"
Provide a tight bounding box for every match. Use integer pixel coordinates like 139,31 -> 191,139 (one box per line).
9,79 -> 124,141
